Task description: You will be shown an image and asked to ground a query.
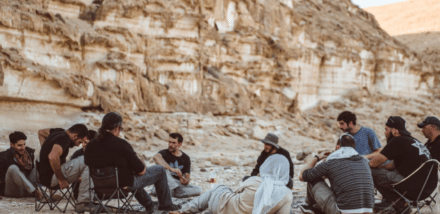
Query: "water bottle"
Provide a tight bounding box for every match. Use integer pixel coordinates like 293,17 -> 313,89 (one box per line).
209,169 -> 217,189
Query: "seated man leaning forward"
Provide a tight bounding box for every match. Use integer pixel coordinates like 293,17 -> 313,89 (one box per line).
0,131 -> 38,198
245,133 -> 294,189
84,112 -> 180,214
153,133 -> 201,198
299,133 -> 374,214
370,116 -> 430,214
38,124 -> 93,213
170,154 -> 293,214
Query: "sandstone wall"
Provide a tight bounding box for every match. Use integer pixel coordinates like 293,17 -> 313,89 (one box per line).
0,0 -> 435,124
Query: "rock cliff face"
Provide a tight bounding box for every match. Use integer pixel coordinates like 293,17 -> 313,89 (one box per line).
0,0 -> 436,127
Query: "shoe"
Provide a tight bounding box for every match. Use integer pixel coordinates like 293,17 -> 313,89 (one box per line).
74,202 -> 98,213
394,204 -> 412,214
33,189 -> 43,201
374,201 -> 392,210
158,203 -> 182,211
51,193 -> 62,202
299,204 -> 323,214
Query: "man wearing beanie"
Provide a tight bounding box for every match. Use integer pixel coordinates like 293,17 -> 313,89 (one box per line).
370,116 -> 430,214
85,112 -> 180,213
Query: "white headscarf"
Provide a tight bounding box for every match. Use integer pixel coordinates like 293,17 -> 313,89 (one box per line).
327,133 -> 359,161
253,154 -> 291,214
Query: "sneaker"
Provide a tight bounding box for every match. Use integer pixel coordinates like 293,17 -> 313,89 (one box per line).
51,193 -> 62,202
299,204 -> 323,214
33,189 -> 43,201
74,202 -> 98,213
394,204 -> 412,214
158,204 -> 182,211
374,201 -> 392,210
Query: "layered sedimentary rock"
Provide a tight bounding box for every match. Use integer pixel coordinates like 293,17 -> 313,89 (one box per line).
0,0 -> 436,125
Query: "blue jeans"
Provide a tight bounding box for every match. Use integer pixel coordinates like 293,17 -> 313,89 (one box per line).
132,165 -> 172,209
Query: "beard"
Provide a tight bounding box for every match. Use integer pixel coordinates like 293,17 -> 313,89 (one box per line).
168,146 -> 176,152
386,133 -> 395,143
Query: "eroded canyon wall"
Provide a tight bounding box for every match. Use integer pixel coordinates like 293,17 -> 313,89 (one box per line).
0,0 -> 436,126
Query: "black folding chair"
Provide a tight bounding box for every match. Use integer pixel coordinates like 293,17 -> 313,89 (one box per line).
89,166 -> 139,214
34,161 -> 77,213
380,159 -> 439,214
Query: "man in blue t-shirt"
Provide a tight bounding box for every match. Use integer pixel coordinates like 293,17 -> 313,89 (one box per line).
337,111 -> 382,158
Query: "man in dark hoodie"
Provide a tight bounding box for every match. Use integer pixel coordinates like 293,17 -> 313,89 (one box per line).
0,131 -> 38,198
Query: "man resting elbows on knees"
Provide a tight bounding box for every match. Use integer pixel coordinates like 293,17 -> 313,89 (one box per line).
299,133 -> 374,214
38,124 -> 94,213
153,133 -> 201,198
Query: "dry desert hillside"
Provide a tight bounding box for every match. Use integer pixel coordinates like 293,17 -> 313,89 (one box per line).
365,0 -> 440,36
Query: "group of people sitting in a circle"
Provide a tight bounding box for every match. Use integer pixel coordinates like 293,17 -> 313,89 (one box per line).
1,110 -> 439,214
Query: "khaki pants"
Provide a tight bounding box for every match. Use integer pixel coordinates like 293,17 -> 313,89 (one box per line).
49,156 -> 92,204
4,165 -> 37,197
307,180 -> 341,214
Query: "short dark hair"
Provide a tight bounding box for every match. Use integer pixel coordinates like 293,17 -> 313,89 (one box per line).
169,133 -> 183,143
337,111 -> 357,126
68,124 -> 89,139
88,130 -> 98,140
337,134 -> 356,148
9,131 -> 27,144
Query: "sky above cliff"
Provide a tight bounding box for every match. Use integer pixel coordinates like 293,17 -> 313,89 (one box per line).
352,0 -> 409,8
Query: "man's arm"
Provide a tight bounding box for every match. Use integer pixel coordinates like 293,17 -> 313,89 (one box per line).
38,129 -> 51,146
364,148 -> 382,159
251,155 -> 264,176
379,160 -> 395,170
48,144 -> 69,189
152,153 -> 183,177
369,153 -> 388,168
299,152 -> 329,181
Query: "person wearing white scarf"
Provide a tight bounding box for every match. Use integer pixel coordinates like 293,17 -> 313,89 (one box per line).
252,154 -> 292,214
170,154 -> 292,214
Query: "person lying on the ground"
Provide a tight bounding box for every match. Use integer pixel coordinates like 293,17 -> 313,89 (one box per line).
243,133 -> 294,189
38,123 -> 94,213
70,130 -> 97,200
0,131 -> 40,198
337,111 -> 382,159
299,133 -> 374,214
152,132 -> 201,198
38,128 -> 65,146
169,154 -> 293,214
84,112 -> 181,214
369,116 -> 430,214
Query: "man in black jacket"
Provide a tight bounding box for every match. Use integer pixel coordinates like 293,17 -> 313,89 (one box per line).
244,133 -> 294,188
0,131 -> 38,197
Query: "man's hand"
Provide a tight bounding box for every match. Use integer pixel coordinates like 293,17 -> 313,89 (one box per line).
58,178 -> 69,189
170,168 -> 183,178
180,177 -> 189,185
318,151 -> 331,160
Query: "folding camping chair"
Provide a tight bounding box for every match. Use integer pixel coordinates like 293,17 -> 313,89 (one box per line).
379,159 -> 439,214
34,161 -> 77,213
89,166 -> 139,214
